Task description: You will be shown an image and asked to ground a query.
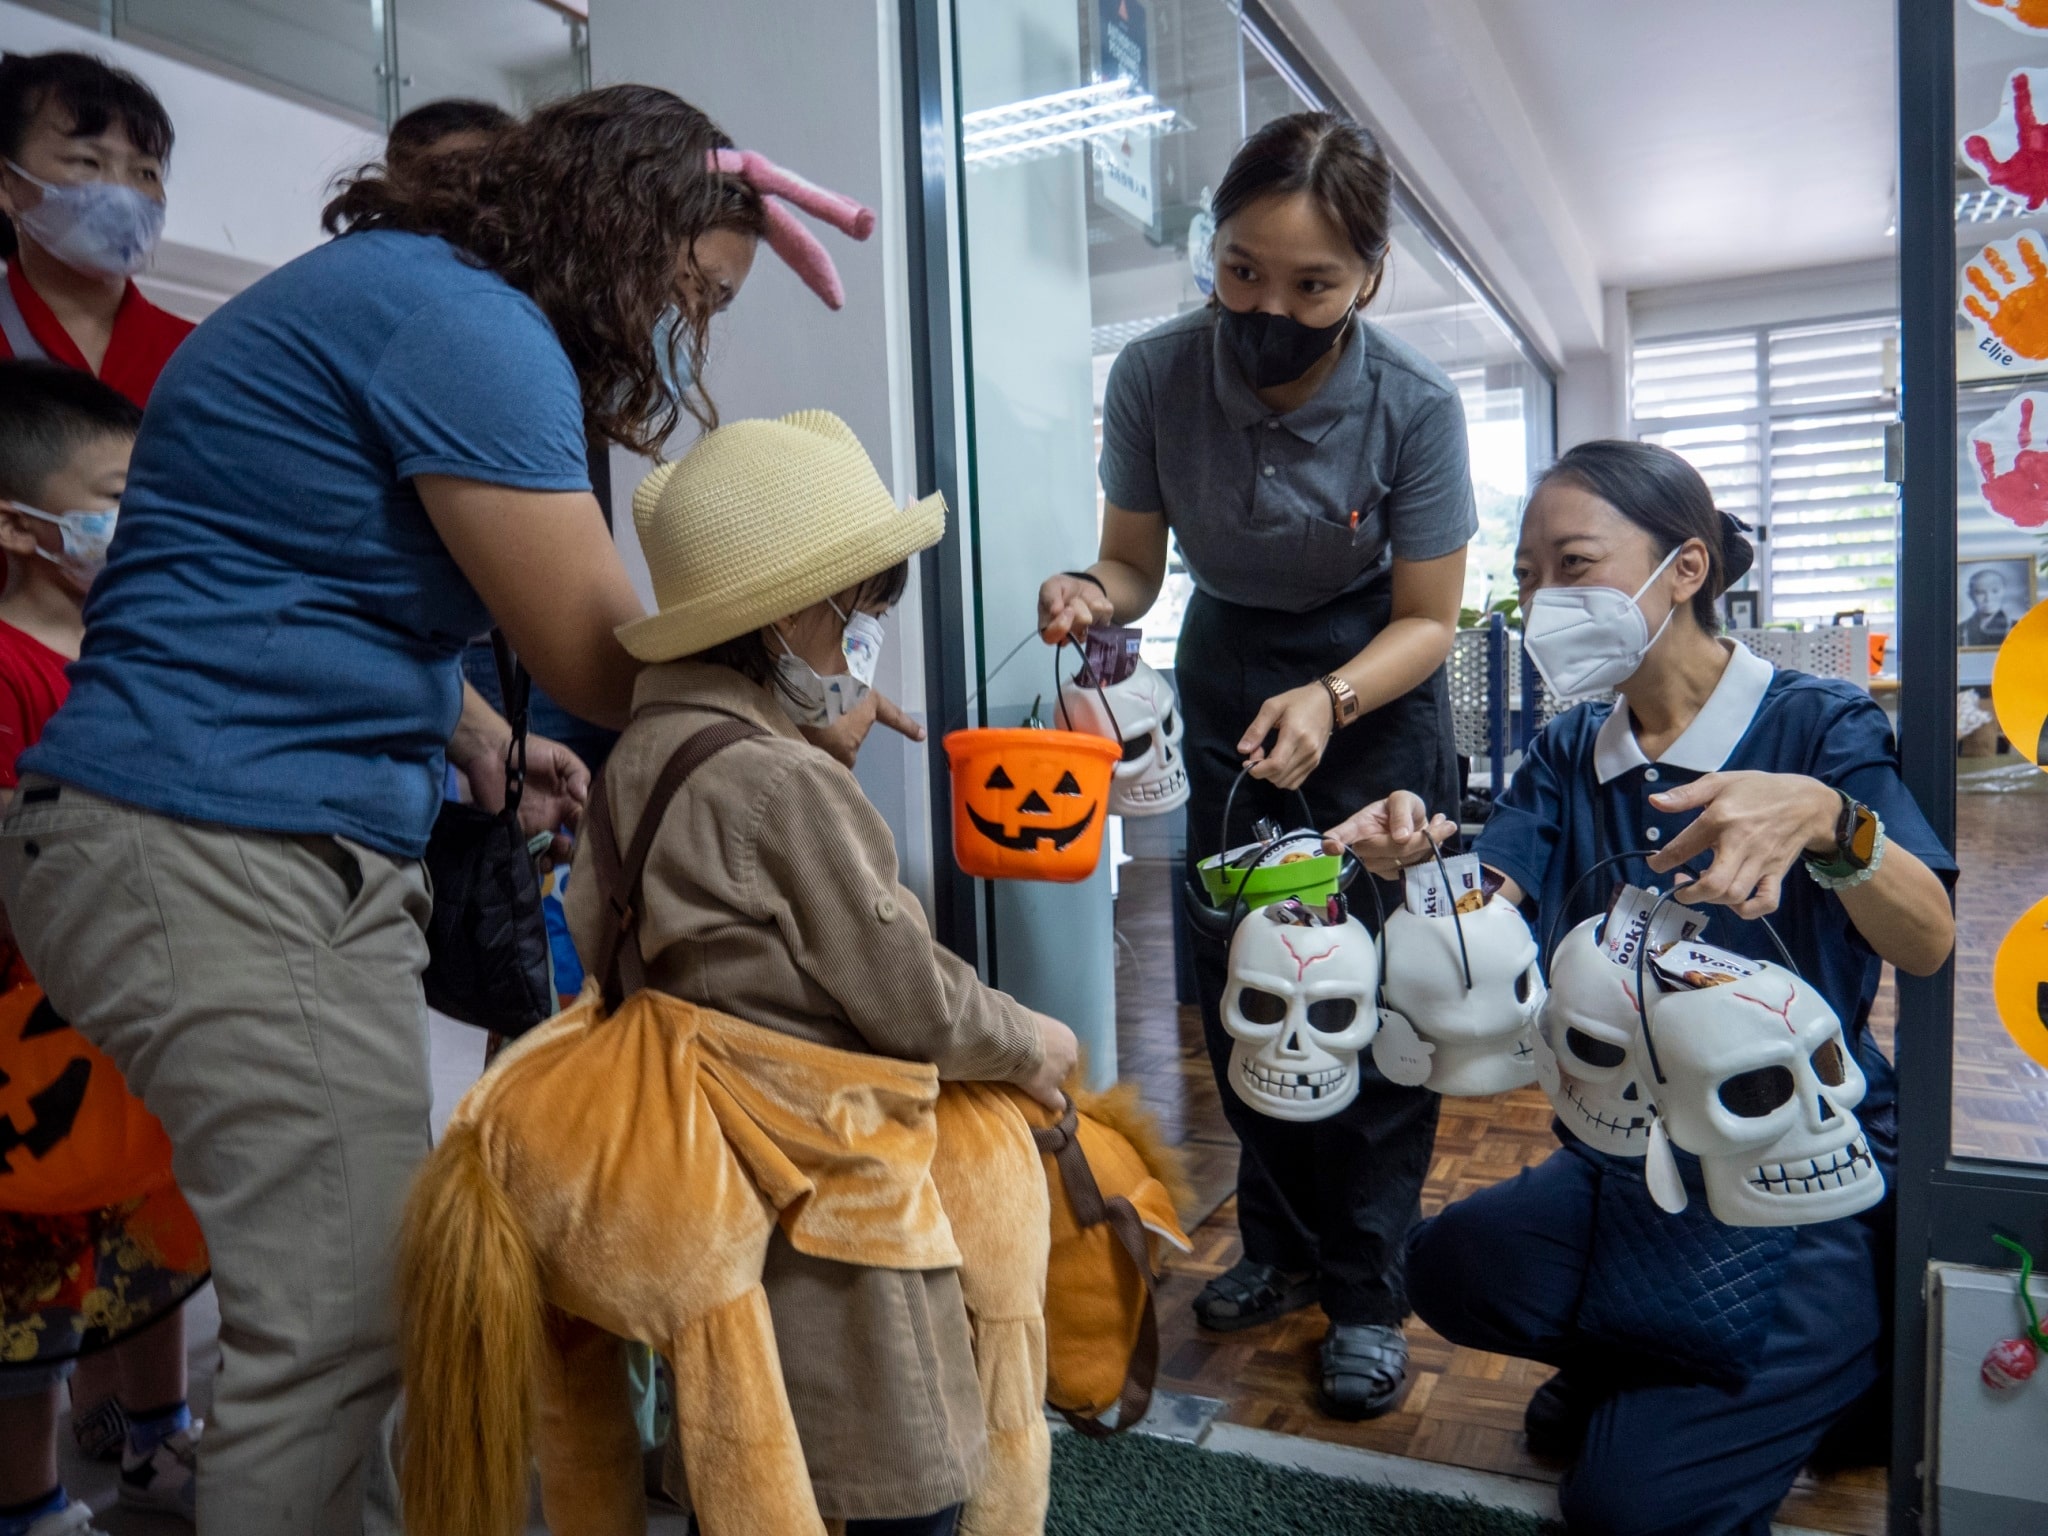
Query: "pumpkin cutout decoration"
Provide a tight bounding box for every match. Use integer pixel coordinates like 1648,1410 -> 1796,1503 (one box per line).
0,980 -> 183,1216
943,727 -> 1121,882
1,975 -> 209,1368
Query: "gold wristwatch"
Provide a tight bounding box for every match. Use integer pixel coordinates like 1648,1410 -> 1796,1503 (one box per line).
1320,673 -> 1361,728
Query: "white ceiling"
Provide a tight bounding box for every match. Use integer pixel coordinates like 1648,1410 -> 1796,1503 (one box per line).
1468,0 -> 1897,291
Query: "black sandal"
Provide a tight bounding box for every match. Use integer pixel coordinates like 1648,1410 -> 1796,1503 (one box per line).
1191,1259 -> 1318,1333
1319,1323 -> 1409,1420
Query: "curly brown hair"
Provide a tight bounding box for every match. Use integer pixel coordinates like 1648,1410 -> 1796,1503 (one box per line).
322,85 -> 766,455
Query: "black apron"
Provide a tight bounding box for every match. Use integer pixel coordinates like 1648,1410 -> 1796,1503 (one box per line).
1176,577 -> 1458,1326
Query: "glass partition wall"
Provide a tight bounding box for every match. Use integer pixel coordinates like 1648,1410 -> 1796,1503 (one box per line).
17,0 -> 588,127
933,0 -> 1555,1130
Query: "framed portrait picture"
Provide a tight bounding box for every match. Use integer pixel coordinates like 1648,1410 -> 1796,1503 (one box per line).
1957,555 -> 2038,651
1723,590 -> 1762,631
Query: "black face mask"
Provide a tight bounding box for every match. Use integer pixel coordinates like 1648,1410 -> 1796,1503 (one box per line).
1217,304 -> 1353,389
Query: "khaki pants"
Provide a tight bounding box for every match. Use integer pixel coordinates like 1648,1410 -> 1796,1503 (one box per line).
0,781 -> 430,1536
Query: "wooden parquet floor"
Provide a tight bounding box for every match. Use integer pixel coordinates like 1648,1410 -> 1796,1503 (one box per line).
1112,853 -> 1890,1536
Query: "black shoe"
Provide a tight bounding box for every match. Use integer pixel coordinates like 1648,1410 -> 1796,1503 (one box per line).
1191,1259 -> 1318,1333
1318,1323 -> 1409,1420
1524,1371 -> 1600,1459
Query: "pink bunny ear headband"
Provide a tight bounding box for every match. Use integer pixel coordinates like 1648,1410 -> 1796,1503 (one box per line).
710,148 -> 876,311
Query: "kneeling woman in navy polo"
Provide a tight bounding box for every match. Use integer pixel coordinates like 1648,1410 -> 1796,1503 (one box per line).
1328,440 -> 1955,1536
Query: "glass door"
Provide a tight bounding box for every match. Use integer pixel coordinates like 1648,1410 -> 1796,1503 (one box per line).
939,0 -> 1557,1086
1896,1 -> 2048,1528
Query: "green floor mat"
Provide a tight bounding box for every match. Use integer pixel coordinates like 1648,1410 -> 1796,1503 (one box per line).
1048,1431 -> 1562,1536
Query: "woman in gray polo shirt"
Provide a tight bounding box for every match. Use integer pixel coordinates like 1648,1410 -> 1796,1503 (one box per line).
1039,111 -> 1474,1421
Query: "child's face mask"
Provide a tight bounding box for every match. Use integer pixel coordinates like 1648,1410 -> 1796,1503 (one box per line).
9,502 -> 117,586
653,305 -> 695,401
774,597 -> 886,729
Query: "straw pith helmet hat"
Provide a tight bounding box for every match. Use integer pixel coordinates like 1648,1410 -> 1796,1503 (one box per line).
617,410 -> 946,664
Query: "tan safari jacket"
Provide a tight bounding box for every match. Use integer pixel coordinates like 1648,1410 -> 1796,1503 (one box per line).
564,660 -> 1046,1518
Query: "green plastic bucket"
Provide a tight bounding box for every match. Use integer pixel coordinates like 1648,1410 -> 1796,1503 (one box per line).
1196,834 -> 1342,913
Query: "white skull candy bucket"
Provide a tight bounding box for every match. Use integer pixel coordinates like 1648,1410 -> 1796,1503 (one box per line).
1378,897 -> 1546,1097
1059,658 -> 1188,817
1633,954 -> 1883,1228
1533,916 -> 1655,1156
1222,910 -> 1381,1121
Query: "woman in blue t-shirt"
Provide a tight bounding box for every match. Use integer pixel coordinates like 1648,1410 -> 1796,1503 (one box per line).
0,87 -> 798,1536
1327,440 -> 1955,1536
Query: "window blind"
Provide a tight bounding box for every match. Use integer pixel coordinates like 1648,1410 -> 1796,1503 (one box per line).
1632,316 -> 1898,624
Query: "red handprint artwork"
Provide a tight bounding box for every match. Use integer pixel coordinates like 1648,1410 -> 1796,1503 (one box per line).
1964,73 -> 2048,209
1972,0 -> 2048,34
1972,394 -> 2048,529
1962,231 -> 2048,367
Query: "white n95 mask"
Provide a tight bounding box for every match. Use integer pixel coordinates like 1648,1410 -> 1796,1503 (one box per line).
1522,545 -> 1682,703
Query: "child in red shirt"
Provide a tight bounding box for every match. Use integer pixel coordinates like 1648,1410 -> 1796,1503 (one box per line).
0,362 -> 204,1536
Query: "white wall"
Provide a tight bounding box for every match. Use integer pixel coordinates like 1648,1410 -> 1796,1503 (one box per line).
0,2 -> 379,315
588,0 -> 937,910
1630,256 -> 1898,345
1555,287 -> 1630,450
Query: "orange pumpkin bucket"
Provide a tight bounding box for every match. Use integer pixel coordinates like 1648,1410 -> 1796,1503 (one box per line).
943,727 -> 1121,882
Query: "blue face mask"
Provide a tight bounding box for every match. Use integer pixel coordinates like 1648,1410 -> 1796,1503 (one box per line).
9,501 -> 118,586
653,306 -> 696,400
4,161 -> 165,278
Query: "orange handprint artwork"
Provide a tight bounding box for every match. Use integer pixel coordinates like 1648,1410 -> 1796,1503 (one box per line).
1972,394 -> 2048,528
1962,231 -> 2048,368
1971,0 -> 2048,34
1964,73 -> 2048,209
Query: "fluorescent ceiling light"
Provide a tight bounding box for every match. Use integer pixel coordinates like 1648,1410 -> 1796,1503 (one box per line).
1956,187 -> 2034,224
963,77 -> 1180,168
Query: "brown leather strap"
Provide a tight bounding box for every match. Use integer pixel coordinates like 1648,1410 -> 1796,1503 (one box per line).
587,719 -> 766,1008
1033,1098 -> 1163,1435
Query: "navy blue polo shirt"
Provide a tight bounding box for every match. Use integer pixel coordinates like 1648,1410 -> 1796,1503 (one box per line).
1477,642 -> 1956,1124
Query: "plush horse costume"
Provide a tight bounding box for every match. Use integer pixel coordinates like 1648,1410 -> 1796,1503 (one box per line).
396,417 -> 1189,1536
400,995 -> 1187,1536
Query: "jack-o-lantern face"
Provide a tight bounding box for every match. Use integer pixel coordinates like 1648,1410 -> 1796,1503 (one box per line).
966,763 -> 1098,852
0,998 -> 91,1174
944,727 -> 1123,883
0,983 -> 181,1216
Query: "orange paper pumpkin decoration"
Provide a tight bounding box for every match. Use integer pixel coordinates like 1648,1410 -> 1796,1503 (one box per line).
0,981 -> 180,1216
1993,892 -> 2048,1072
1992,599 -> 2048,770
943,727 -> 1121,883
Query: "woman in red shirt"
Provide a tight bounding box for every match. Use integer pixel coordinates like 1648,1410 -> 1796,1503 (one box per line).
0,51 -> 191,405
0,51 -> 197,1536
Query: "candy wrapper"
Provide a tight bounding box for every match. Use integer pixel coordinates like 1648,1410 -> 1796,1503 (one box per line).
1649,938 -> 1762,991
1079,624 -> 1143,688
1405,851 -> 1483,917
1601,885 -> 1708,971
